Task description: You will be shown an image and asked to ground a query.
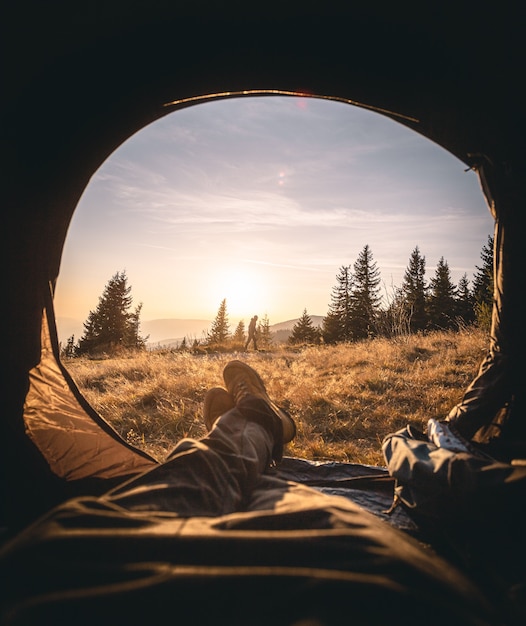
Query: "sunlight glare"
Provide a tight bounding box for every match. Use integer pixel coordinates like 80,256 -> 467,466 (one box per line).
210,265 -> 269,321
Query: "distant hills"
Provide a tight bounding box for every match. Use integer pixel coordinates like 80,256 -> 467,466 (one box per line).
56,315 -> 324,347
55,317 -> 85,344
141,319 -> 212,346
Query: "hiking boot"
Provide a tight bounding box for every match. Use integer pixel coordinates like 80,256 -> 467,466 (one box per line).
222,360 -> 296,444
203,387 -> 235,431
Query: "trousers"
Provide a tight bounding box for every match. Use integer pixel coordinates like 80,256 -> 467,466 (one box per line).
105,396 -> 374,525
107,396 -> 296,516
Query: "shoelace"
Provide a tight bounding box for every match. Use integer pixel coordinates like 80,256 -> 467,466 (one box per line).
233,379 -> 251,403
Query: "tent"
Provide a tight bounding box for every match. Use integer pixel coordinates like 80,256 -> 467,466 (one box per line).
2,3 -> 525,624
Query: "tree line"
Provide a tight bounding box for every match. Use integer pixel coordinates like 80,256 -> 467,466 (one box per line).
292,236 -> 493,345
63,236 -> 493,356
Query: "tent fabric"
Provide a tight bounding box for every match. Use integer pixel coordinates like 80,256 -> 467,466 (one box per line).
446,161 -> 526,450
1,448 -> 523,624
3,6 -> 525,529
2,4 -> 525,625
0,459 -> 503,626
24,291 -> 157,481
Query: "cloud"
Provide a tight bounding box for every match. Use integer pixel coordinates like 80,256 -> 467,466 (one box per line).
59,94 -> 494,323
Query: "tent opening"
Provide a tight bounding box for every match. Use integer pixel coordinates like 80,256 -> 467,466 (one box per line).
51,94 -> 493,465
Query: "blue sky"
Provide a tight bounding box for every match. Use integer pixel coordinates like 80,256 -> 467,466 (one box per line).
54,95 -> 494,335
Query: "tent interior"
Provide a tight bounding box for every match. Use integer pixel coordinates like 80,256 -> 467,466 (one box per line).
2,3 -> 525,624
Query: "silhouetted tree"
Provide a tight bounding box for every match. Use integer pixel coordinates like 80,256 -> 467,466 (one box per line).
77,270 -> 146,355
350,245 -> 382,339
401,246 -> 428,332
472,234 -> 494,329
127,302 -> 145,348
456,273 -> 475,326
178,336 -> 188,351
472,235 -> 494,305
257,314 -> 273,349
427,257 -> 457,329
321,310 -> 342,344
232,320 -> 246,345
207,299 -> 230,346
322,265 -> 354,343
289,309 -> 320,345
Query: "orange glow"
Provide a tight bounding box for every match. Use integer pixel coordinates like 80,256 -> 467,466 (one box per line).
163,89 -> 419,123
210,265 -> 270,320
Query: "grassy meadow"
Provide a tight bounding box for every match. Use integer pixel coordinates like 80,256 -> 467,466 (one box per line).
64,327 -> 488,466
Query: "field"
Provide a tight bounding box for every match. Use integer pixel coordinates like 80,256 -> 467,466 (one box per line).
65,327 -> 488,466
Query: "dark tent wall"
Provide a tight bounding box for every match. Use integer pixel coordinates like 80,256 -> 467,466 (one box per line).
2,3 -> 525,529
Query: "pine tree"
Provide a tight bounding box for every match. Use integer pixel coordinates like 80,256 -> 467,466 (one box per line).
127,302 -> 146,349
77,270 -> 146,355
257,314 -> 273,349
472,234 -> 494,329
427,257 -> 458,329
207,299 -> 230,346
472,235 -> 494,305
456,273 -> 475,326
232,320 -> 246,345
350,245 -> 382,340
178,336 -> 188,351
289,309 -> 320,345
322,265 -> 354,343
400,246 -> 428,332
321,310 -> 342,344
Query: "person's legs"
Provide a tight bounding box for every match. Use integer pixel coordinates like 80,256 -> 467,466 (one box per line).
105,402 -> 273,516
105,361 -> 296,517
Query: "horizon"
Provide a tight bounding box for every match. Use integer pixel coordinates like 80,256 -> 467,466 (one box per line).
54,95 -> 494,342
56,312 -> 327,347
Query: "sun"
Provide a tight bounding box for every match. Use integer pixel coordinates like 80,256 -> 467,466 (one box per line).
211,265 -> 269,321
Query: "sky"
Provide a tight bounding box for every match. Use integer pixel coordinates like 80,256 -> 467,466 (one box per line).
54,95 -> 494,335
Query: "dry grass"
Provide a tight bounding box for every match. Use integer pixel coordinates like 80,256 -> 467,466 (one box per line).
65,327 -> 488,466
